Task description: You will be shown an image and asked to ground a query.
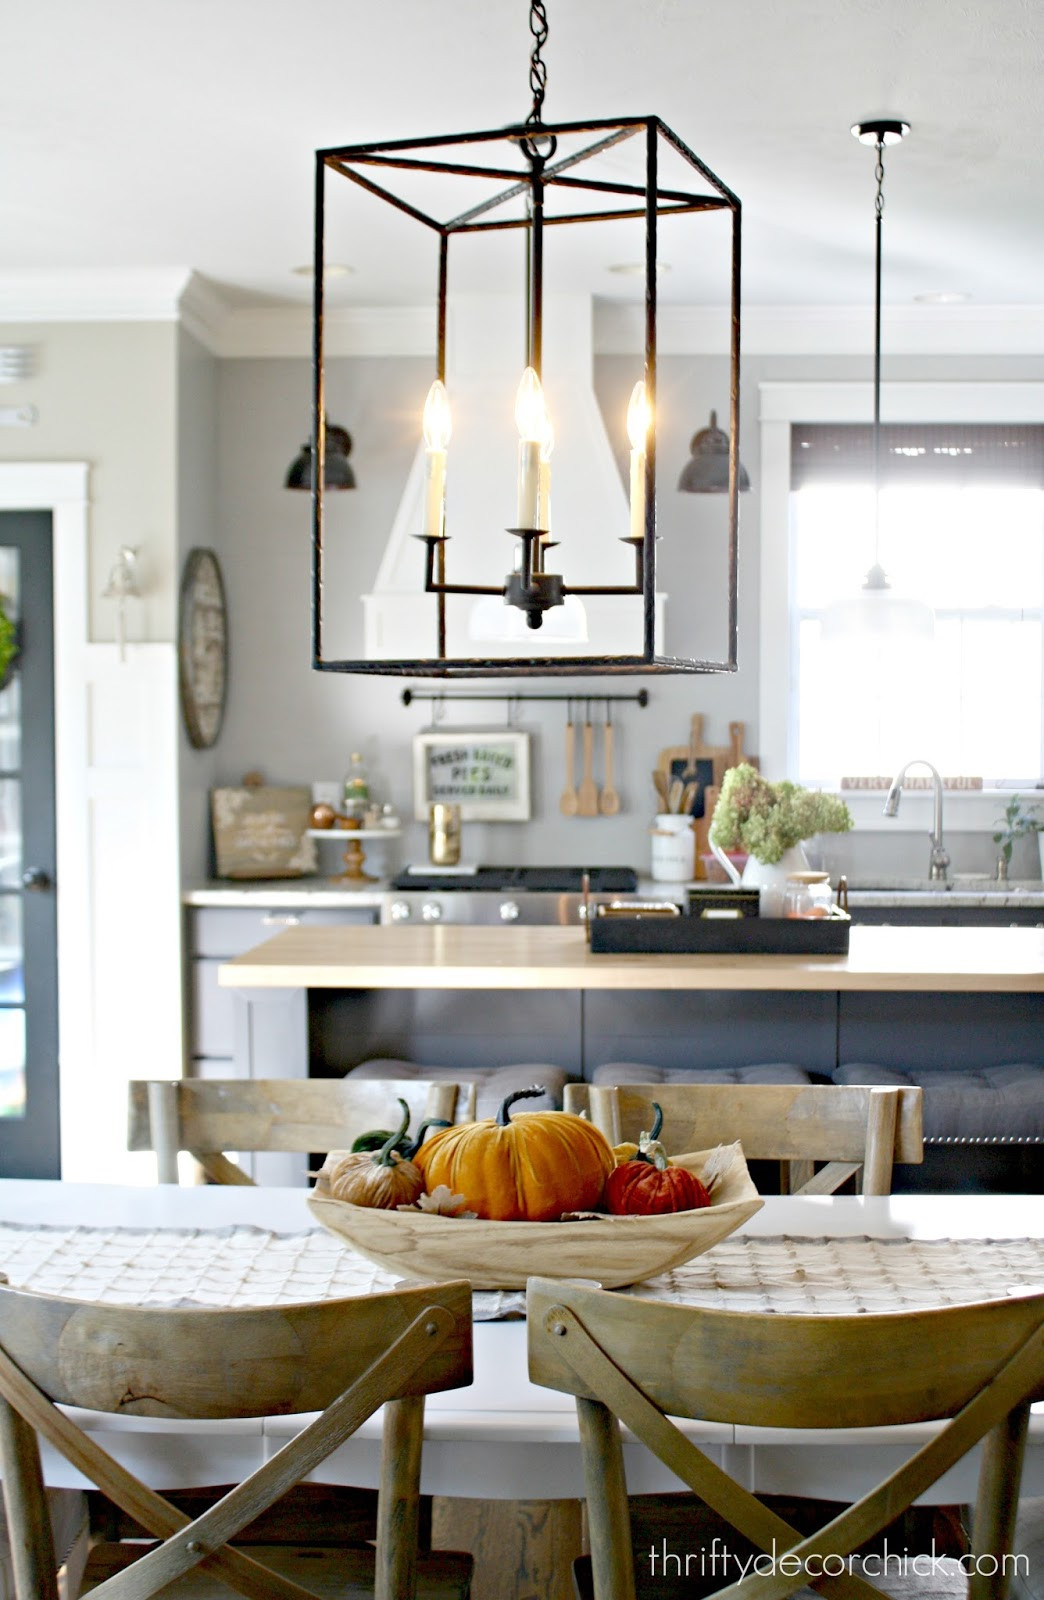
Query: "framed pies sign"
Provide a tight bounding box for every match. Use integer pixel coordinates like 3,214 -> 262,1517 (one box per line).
412,731 -> 531,821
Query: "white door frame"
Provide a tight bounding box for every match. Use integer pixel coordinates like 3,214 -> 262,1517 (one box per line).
0,463 -> 183,1181
0,463 -> 89,1177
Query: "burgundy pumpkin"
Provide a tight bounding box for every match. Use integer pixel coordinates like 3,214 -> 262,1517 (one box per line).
603,1102 -> 711,1215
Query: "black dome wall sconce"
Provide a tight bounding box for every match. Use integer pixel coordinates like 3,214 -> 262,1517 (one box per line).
286,421 -> 355,490
678,410 -> 750,494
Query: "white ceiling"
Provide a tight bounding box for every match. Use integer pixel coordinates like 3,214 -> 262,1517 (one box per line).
5,0 -> 1044,317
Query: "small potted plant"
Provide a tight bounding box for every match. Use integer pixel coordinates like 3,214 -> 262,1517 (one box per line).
709,763 -> 853,912
992,794 -> 1043,881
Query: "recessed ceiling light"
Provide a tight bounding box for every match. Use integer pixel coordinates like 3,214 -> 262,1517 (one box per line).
607,261 -> 671,277
913,290 -> 971,305
291,263 -> 354,278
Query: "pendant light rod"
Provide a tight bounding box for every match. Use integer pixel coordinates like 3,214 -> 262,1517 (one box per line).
851,118 -> 909,576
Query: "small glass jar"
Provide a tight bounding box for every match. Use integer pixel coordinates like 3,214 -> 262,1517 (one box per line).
784,871 -> 834,919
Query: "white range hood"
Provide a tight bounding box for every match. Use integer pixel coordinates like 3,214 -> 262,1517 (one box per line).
363,293 -> 665,660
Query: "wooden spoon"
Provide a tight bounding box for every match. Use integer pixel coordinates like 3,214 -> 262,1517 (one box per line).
576,709 -> 600,817
559,710 -> 579,817
652,769 -> 669,810
599,708 -> 620,816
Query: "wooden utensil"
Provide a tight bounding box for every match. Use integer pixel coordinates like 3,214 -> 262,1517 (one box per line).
667,777 -> 684,814
652,769 -> 669,809
599,707 -> 620,816
681,713 -> 704,781
559,707 -> 579,817
576,708 -> 600,817
658,712 -> 723,821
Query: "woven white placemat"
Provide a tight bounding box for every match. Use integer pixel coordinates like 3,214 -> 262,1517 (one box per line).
1,1225 -> 1041,1319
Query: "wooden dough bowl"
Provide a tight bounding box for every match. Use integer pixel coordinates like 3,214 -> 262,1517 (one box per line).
308,1145 -> 763,1290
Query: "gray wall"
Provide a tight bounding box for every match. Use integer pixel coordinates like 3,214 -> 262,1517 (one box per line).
210,345 -> 1044,874
177,326 -> 223,883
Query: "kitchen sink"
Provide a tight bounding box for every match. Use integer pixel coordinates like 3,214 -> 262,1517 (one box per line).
846,875 -> 1039,896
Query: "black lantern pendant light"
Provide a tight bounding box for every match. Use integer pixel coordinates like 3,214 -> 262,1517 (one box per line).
820,119 -> 933,642
285,421 -> 355,491
678,410 -> 750,494
308,0 -> 742,676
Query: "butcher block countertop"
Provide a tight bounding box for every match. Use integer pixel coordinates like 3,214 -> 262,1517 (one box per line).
220,922 -> 1044,993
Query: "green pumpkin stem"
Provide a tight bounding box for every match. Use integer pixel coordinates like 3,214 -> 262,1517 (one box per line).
636,1106 -> 668,1170
374,1098 -> 413,1167
496,1085 -> 546,1126
404,1117 -> 451,1159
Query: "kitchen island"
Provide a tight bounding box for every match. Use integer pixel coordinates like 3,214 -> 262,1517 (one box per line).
220,923 -> 1044,1191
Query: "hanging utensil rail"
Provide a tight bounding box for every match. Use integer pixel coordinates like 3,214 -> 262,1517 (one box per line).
401,689 -> 649,707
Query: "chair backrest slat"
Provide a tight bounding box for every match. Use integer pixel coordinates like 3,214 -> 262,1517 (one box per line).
564,1080 -> 921,1195
129,1077 -> 477,1183
528,1275 -> 1044,1431
0,1279 -> 472,1417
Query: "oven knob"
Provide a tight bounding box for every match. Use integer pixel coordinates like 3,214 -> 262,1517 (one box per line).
499,900 -> 520,922
388,900 -> 412,923
421,900 -> 443,922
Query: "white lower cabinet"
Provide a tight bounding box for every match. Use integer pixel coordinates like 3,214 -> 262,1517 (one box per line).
185,904 -> 379,1184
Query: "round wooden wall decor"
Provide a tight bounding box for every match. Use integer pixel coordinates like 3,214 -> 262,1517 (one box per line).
177,547 -> 228,749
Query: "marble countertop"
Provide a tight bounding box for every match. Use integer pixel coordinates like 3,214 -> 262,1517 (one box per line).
184,878 -> 390,908
184,875 -> 1044,910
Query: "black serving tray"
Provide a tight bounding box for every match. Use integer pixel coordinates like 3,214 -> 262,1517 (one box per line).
589,910 -> 851,956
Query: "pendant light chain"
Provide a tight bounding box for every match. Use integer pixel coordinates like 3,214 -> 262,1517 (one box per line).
527,0 -> 550,129
868,133 -> 889,568
873,136 -> 885,448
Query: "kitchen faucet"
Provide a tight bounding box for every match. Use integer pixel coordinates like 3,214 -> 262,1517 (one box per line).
883,759 -> 950,882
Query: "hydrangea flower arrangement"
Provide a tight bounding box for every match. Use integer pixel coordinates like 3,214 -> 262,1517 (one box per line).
710,763 -> 853,866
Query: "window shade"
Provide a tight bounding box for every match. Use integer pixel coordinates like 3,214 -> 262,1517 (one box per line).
790,423 -> 1044,489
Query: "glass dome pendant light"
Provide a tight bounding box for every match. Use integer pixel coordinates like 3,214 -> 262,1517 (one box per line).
820,120 -> 933,643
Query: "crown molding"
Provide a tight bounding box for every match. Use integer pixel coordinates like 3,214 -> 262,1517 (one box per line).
593,301 -> 1044,357
4,269 -> 1044,359
0,269 -> 193,324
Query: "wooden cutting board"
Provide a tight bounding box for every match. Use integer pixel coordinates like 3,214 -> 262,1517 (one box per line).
656,714 -> 729,825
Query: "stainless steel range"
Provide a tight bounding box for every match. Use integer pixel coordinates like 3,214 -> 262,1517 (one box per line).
381,865 -> 640,927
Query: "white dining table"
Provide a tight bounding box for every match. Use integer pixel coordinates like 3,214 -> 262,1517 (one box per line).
1,1180 -> 1042,1506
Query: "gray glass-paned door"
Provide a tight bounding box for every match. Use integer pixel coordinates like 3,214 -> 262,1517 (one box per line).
0,511 -> 58,1176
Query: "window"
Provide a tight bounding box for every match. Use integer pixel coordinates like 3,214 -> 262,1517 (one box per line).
758,384 -> 1044,788
793,424 -> 1043,783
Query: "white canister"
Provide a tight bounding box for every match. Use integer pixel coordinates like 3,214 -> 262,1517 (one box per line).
650,814 -> 696,882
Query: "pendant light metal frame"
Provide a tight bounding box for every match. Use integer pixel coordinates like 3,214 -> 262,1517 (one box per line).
309,112 -> 742,679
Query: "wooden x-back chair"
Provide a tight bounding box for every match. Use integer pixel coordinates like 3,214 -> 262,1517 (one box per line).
129,1077 -> 477,1186
563,1082 -> 922,1196
0,1277 -> 474,1600
528,1276 -> 1044,1600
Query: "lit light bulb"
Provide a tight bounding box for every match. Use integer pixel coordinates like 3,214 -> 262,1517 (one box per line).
422,379 -> 452,450
626,380 -> 651,451
626,380 -> 651,540
421,379 -> 451,538
514,366 -> 548,443
515,366 -> 549,527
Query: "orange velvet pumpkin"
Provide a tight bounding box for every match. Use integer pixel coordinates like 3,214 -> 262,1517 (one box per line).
412,1087 -> 615,1221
